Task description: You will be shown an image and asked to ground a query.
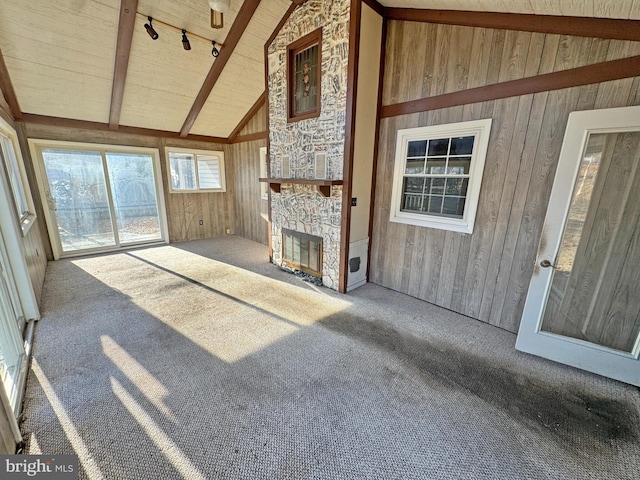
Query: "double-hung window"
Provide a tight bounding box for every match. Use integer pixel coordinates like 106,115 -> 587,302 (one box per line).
167,147 -> 226,193
0,117 -> 36,234
390,119 -> 492,234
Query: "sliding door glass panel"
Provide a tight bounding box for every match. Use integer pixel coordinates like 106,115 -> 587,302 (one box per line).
106,153 -> 161,244
42,149 -> 115,252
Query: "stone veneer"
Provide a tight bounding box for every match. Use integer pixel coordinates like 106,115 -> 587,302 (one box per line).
267,0 -> 350,290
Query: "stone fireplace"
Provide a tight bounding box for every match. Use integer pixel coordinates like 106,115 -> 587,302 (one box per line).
266,0 -> 349,290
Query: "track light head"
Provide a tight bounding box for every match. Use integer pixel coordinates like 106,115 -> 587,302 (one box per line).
211,41 -> 219,57
182,30 -> 191,50
145,16 -> 159,40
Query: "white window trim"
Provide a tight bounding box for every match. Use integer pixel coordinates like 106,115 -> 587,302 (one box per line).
390,118 -> 492,234
166,147 -> 226,193
0,117 -> 37,236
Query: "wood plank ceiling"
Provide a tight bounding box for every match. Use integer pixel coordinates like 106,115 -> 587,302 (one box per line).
0,0 -> 638,141
0,0 -> 289,138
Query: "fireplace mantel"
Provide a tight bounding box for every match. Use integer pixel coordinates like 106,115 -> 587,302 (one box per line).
259,178 -> 343,197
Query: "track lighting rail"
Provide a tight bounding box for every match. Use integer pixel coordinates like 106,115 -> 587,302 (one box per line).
137,12 -> 224,53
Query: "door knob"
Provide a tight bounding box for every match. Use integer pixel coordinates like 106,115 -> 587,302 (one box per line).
539,259 -> 557,268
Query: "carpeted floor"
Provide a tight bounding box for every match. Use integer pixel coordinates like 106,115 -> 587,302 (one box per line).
19,236 -> 640,479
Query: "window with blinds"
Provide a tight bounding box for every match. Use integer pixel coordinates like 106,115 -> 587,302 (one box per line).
166,148 -> 226,193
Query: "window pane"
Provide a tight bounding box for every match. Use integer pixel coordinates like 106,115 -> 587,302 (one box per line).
169,153 -> 196,190
430,178 -> 445,195
426,195 -> 443,214
0,135 -> 29,219
426,158 -> 446,174
197,155 -> 221,189
407,140 -> 427,157
403,177 -> 425,194
450,136 -> 474,155
447,157 -> 471,175
428,138 -> 449,156
402,177 -> 424,211
442,196 -> 466,217
445,178 -> 466,196
294,44 -> 318,115
405,158 -> 425,174
42,149 -> 115,252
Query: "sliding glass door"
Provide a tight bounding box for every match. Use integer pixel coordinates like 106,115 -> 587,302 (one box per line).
31,141 -> 167,258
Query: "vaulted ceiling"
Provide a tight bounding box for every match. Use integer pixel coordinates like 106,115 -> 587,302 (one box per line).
1,0 -> 638,141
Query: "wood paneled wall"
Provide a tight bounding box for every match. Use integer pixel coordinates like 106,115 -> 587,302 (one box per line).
230,104 -> 268,245
229,139 -> 268,245
21,123 -> 234,244
370,20 -> 640,333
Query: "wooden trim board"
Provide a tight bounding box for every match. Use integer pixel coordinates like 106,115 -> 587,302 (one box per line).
381,55 -> 640,118
230,131 -> 268,143
22,114 -> 228,144
384,9 -> 640,42
339,0 -> 362,293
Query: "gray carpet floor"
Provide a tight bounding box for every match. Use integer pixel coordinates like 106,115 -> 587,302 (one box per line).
19,236 -> 640,479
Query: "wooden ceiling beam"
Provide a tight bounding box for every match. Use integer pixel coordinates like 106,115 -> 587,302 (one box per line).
109,0 -> 138,130
22,113 -> 229,144
227,91 -> 266,142
0,47 -> 22,120
179,0 -> 263,137
383,9 -> 640,42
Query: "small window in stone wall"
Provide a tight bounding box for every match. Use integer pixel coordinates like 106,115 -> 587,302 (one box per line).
287,28 -> 322,122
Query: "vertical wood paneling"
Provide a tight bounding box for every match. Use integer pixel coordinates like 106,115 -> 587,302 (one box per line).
238,104 -> 267,136
229,138 -> 268,245
371,20 -> 640,333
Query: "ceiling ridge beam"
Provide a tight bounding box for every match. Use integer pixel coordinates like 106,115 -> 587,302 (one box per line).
179,0 -> 263,137
380,54 -> 640,119
383,8 -> 640,41
22,113 -> 229,144
0,47 -> 22,121
109,0 -> 138,130
228,91 -> 266,142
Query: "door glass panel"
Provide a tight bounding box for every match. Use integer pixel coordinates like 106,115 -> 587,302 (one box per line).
541,132 -> 640,353
106,153 -> 161,244
42,149 -> 116,252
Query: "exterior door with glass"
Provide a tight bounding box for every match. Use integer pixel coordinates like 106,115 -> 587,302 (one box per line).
517,106 -> 640,387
